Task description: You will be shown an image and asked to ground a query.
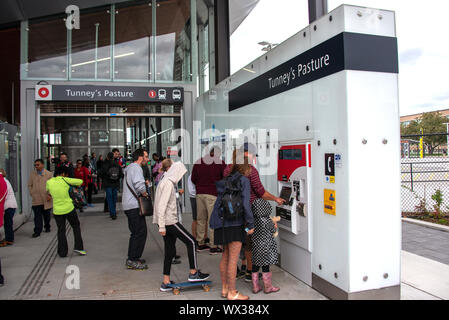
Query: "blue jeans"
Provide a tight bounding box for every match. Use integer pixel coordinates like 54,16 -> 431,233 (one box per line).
105,187 -> 118,217
4,208 -> 15,242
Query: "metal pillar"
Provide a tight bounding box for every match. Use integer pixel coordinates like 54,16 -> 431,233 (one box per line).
214,0 -> 230,85
308,0 -> 328,23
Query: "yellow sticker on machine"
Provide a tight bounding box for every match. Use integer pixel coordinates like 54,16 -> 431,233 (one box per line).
324,189 -> 336,215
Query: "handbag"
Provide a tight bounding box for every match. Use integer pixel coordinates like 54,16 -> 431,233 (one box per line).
125,173 -> 153,217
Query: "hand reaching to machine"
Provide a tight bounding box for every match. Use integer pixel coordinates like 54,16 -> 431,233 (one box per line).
275,197 -> 286,206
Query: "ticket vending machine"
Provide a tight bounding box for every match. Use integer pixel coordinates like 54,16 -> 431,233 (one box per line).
276,143 -> 313,285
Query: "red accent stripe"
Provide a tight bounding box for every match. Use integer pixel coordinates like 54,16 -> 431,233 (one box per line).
308,144 -> 311,167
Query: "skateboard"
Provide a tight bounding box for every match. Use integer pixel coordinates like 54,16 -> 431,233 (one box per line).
167,280 -> 212,295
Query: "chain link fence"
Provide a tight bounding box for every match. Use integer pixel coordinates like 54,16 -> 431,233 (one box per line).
401,158 -> 449,214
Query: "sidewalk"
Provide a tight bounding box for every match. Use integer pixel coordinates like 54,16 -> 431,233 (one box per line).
0,204 -> 447,300
0,204 -> 326,300
402,220 -> 449,265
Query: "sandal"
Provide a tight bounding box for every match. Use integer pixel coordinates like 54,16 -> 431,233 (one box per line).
221,286 -> 228,298
227,291 -> 249,300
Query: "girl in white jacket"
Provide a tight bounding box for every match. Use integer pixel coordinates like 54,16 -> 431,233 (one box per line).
153,162 -> 210,292
0,169 -> 18,246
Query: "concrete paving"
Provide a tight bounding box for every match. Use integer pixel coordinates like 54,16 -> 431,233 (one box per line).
402,221 -> 449,265
0,202 -> 448,300
0,203 -> 327,300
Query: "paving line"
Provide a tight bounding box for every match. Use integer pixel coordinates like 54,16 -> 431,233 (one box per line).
16,222 -> 71,297
15,233 -> 58,296
401,281 -> 443,300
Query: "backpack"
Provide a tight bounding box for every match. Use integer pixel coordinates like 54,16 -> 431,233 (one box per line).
62,179 -> 87,209
218,172 -> 244,222
107,164 -> 120,181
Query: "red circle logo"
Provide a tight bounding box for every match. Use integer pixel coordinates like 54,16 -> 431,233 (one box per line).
148,90 -> 157,98
38,87 -> 49,98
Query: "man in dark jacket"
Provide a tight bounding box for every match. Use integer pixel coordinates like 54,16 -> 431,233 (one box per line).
100,152 -> 123,220
55,152 -> 74,178
191,147 -> 226,254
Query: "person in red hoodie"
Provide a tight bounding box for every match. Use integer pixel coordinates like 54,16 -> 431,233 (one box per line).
191,147 -> 226,255
74,159 -> 90,208
0,172 -> 8,286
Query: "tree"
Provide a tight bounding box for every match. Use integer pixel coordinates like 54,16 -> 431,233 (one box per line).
401,111 -> 447,155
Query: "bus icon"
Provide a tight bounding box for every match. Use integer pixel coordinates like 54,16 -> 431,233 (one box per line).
172,89 -> 182,100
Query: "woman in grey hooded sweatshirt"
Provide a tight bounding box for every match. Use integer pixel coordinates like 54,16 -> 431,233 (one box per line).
153,161 -> 210,292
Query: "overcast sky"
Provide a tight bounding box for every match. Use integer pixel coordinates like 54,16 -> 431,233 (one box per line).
230,0 -> 449,116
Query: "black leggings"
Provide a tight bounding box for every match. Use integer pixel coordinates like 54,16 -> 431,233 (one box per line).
163,223 -> 198,276
252,265 -> 270,273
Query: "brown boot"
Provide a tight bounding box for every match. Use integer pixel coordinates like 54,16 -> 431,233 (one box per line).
262,272 -> 280,294
252,272 -> 262,294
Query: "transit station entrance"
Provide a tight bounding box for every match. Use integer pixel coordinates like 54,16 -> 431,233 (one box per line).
39,102 -> 182,171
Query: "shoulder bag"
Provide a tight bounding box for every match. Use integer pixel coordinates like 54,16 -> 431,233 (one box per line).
125,173 -> 153,216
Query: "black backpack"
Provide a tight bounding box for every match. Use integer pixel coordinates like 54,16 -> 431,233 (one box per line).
107,164 -> 120,181
218,172 -> 244,222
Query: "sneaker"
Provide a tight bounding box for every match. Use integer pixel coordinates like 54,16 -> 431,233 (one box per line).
160,281 -> 175,292
126,259 -> 148,270
237,267 -> 246,279
111,216 -> 117,220
196,244 -> 210,252
209,247 -> 223,255
245,271 -> 252,282
188,270 -> 210,282
74,250 -> 87,256
44,228 -> 51,233
32,233 -> 40,238
138,258 -> 146,264
172,258 -> 181,264
0,240 -> 12,247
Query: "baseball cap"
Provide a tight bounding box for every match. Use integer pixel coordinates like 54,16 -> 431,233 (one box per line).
240,142 -> 258,157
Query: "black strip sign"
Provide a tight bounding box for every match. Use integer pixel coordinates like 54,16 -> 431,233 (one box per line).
51,85 -> 184,104
229,32 -> 398,111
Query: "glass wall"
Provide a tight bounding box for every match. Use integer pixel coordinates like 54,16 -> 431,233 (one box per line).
156,0 -> 191,82
115,2 -> 153,80
21,0 -> 199,83
71,7 -> 111,80
25,17 -> 67,78
0,121 -> 22,213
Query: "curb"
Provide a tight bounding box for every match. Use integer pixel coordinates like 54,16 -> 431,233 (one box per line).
402,218 -> 449,233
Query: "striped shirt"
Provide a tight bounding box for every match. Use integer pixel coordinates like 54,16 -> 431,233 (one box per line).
223,164 -> 265,204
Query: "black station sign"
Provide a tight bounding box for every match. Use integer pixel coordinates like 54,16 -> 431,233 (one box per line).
228,32 -> 398,111
35,85 -> 184,104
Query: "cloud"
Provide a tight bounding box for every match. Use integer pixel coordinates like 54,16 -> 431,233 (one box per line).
399,48 -> 423,65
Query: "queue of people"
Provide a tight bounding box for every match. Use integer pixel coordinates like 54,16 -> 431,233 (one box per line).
0,144 -> 283,300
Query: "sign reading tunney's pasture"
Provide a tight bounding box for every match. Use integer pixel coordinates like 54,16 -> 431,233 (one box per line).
35,85 -> 184,104
228,32 -> 398,111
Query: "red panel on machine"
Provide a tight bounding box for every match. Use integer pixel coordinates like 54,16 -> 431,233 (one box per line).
278,145 -> 307,181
